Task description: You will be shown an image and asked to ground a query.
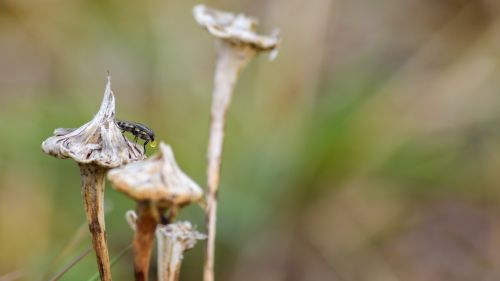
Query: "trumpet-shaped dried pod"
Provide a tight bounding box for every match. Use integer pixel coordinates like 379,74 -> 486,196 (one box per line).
193,5 -> 279,281
108,143 -> 203,281
108,142 -> 203,208
41,77 -> 145,281
193,4 -> 280,55
42,77 -> 145,165
156,222 -> 206,281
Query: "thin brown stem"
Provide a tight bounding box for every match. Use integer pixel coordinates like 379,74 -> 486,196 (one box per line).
133,201 -> 161,281
204,41 -> 255,281
80,164 -> 112,281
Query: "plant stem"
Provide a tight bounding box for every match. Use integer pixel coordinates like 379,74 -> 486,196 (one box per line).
204,41 -> 255,281
158,222 -> 206,281
88,244 -> 133,281
80,164 -> 112,281
133,201 -> 161,281
157,227 -> 182,281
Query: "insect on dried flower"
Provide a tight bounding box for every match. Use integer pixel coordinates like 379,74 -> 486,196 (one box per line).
41,76 -> 145,281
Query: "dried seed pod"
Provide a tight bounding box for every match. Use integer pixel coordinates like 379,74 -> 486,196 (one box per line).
41,77 -> 144,281
108,143 -> 203,207
108,143 -> 203,281
193,5 -> 279,281
193,4 -> 280,57
42,77 -> 145,165
156,221 -> 206,281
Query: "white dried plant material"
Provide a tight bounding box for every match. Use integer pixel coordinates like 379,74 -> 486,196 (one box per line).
108,143 -> 203,207
41,77 -> 145,167
157,221 -> 206,281
126,210 -> 138,231
193,4 -> 280,58
157,221 -> 206,250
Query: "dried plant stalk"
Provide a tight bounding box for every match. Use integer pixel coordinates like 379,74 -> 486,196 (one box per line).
80,164 -> 110,279
133,202 -> 161,281
204,40 -> 253,281
193,5 -> 279,281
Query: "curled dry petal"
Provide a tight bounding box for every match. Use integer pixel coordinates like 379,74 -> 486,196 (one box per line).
126,210 -> 138,231
41,77 -> 145,167
157,221 -> 206,250
193,4 -> 280,56
108,142 -> 203,208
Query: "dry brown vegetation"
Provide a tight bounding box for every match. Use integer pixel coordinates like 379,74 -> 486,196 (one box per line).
1,0 -> 500,280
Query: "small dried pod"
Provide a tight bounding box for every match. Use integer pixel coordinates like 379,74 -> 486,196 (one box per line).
108,142 -> 203,208
41,77 -> 144,281
157,221 -> 206,281
108,142 -> 203,281
193,5 -> 279,281
193,4 -> 280,58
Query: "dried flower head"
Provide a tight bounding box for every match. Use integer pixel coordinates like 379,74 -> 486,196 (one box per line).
193,4 -> 280,59
108,142 -> 203,208
158,221 -> 207,252
41,76 -> 142,281
42,76 -> 145,166
193,5 -> 280,281
109,143 -> 203,281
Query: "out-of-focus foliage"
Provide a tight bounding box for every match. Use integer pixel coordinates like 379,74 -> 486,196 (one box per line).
1,0 -> 500,280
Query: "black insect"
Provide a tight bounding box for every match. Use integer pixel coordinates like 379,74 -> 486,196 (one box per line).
116,120 -> 157,152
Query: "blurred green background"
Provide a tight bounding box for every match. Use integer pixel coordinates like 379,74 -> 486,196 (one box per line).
2,0 -> 500,280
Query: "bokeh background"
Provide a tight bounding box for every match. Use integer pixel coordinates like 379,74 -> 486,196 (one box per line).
1,0 -> 500,280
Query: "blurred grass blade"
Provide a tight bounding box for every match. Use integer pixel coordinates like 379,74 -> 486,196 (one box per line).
48,246 -> 93,281
87,244 -> 132,281
38,222 -> 88,281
